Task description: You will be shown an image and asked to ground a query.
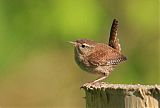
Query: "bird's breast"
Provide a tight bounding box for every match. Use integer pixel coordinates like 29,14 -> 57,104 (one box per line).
74,49 -> 94,73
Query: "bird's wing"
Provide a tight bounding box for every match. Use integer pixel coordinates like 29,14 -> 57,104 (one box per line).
88,46 -> 126,66
108,19 -> 121,53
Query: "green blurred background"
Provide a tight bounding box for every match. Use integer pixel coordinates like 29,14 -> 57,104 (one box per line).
0,0 -> 159,107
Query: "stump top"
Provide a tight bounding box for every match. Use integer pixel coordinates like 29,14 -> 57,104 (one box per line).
82,83 -> 160,90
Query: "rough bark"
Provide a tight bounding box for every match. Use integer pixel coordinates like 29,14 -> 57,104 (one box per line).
82,83 -> 160,108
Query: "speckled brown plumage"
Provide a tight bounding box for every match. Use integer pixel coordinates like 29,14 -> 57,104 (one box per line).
109,19 -> 121,52
88,43 -> 126,66
70,19 -> 127,83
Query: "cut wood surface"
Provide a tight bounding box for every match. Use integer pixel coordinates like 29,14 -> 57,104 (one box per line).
82,83 -> 160,108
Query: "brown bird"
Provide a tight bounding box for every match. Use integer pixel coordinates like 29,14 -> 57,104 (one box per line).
70,19 -> 127,83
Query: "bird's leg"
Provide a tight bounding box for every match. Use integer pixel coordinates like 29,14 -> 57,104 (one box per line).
92,75 -> 108,83
80,75 -> 108,89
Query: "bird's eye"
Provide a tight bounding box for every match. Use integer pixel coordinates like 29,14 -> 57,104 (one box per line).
81,44 -> 85,48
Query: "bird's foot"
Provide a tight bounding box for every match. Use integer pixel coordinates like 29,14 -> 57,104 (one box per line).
80,82 -> 91,89
80,81 -> 107,89
80,75 -> 109,89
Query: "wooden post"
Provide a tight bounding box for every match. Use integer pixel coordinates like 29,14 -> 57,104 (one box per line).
82,83 -> 160,108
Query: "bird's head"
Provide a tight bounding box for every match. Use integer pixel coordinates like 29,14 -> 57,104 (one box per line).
69,39 -> 96,56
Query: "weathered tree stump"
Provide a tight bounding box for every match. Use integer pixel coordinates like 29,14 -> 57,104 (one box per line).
82,83 -> 160,108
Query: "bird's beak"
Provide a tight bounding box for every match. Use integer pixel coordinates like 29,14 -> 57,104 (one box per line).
68,41 -> 76,46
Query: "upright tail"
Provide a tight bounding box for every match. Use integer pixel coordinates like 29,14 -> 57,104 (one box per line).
108,19 -> 121,53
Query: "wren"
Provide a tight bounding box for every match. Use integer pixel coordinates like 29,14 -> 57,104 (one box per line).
69,19 -> 127,83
